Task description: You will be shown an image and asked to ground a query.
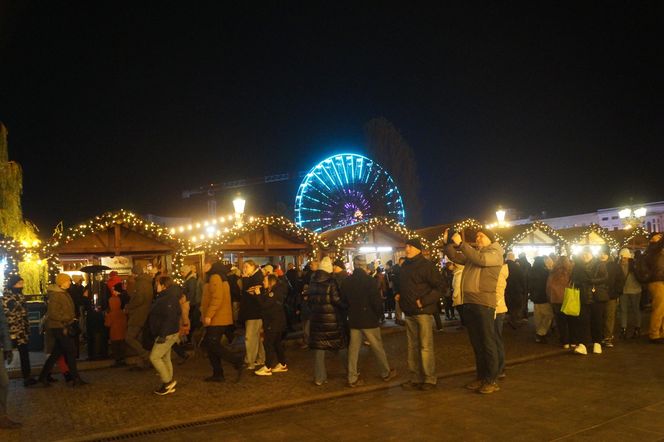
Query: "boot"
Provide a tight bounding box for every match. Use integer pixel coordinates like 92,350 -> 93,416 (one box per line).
620,328 -> 627,339
632,328 -> 641,339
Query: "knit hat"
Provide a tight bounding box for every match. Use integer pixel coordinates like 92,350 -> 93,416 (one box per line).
405,237 -> 424,251
353,255 -> 367,269
319,256 -> 333,273
333,259 -> 346,269
132,263 -> 144,275
55,273 -> 71,287
6,274 -> 23,289
475,228 -> 496,243
619,248 -> 632,259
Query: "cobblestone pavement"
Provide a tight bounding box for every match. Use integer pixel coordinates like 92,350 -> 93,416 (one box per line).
135,336 -> 664,442
3,318 -> 565,441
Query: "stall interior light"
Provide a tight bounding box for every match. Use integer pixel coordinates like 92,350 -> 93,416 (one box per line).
358,246 -> 393,253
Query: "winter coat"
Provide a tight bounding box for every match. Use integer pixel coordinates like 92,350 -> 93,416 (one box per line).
496,264 -> 509,314
45,284 -> 76,329
257,281 -> 287,332
620,259 -> 642,295
0,305 -> 11,351
148,285 -> 182,339
1,288 -> 30,344
546,266 -> 571,304
571,259 -> 609,304
201,274 -> 233,327
604,258 -> 625,300
227,273 -> 242,303
340,268 -> 383,329
126,273 -> 154,328
528,266 -> 549,304
452,265 -> 464,307
394,253 -> 445,316
104,295 -> 127,341
333,270 -> 349,287
444,242 -> 505,309
505,260 -> 526,307
307,270 -> 347,351
644,242 -> 664,282
183,273 -> 203,305
240,269 -> 264,321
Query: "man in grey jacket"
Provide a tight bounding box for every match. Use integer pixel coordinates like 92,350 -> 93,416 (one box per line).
444,227 -> 504,394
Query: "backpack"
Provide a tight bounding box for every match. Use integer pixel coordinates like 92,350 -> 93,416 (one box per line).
634,255 -> 651,284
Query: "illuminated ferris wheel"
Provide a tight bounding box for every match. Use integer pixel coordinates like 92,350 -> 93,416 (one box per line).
294,153 -> 406,232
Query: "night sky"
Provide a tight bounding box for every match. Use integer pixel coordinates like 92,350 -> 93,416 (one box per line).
1,2 -> 662,235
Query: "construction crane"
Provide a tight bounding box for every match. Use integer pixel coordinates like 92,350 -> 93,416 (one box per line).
182,171 -> 308,216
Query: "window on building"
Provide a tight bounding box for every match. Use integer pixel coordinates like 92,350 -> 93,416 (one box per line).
611,216 -> 619,220
601,217 -> 609,221
647,221 -> 652,232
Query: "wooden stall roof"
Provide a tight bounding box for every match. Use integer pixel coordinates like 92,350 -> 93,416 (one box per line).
203,216 -> 322,254
51,210 -> 182,256
608,227 -> 650,249
557,224 -> 619,248
494,222 -> 567,247
322,218 -> 427,250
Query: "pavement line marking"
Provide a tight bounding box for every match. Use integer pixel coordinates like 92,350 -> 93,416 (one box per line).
549,399 -> 664,441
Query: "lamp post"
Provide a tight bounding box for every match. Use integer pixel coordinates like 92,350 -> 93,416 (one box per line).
233,194 -> 246,227
619,206 -> 647,229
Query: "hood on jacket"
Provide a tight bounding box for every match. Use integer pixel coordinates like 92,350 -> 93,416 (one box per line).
311,269 -> 333,284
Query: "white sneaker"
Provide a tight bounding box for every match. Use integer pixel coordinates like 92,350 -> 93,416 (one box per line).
593,343 -> 602,354
563,344 -> 570,349
254,366 -> 272,376
574,344 -> 588,355
272,363 -> 288,373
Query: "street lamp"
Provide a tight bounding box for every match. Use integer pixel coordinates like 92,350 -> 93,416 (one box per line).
619,206 -> 647,229
496,208 -> 506,226
233,194 -> 246,227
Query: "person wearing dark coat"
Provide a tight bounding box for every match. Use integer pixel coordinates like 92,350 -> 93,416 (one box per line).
570,248 -> 609,355
505,253 -> 526,328
307,257 -> 348,386
600,246 -> 625,348
0,288 -> 21,429
341,256 -> 396,387
148,276 -> 182,395
517,253 -> 532,319
528,257 -> 552,343
1,275 -> 37,387
396,238 -> 445,391
253,274 -> 288,376
241,260 -> 266,369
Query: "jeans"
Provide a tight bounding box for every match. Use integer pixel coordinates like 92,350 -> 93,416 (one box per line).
313,348 -> 348,384
494,313 -> 505,375
125,324 -> 148,363
463,303 -> 499,384
39,328 -> 79,381
244,319 -> 265,367
648,282 -> 664,340
552,304 -> 571,345
534,303 -> 553,337
264,330 -> 286,369
404,314 -> 436,385
150,333 -> 179,383
205,326 -> 242,377
604,299 -> 618,340
619,292 -> 642,329
0,353 -> 8,415
347,328 -> 391,384
13,340 -> 32,379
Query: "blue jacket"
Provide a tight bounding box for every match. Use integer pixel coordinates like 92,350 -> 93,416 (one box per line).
0,305 -> 12,350
149,285 -> 182,339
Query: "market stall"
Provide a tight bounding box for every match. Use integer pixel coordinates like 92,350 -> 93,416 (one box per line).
608,226 -> 651,251
196,216 -> 326,270
498,221 -> 568,262
558,224 -> 619,255
323,217 -> 429,269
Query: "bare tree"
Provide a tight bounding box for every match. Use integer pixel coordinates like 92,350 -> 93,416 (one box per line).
364,117 -> 422,227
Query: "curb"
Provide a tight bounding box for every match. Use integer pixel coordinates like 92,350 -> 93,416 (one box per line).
65,347 -> 567,442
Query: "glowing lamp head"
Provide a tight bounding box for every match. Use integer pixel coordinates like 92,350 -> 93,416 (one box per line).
618,208 -> 632,219
496,208 -> 506,225
233,195 -> 246,215
634,207 -> 647,218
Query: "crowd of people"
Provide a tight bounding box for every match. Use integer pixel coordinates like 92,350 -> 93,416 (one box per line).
0,230 -> 663,429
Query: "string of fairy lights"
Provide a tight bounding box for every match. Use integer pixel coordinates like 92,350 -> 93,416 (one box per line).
2,209 -> 656,290
328,217 -> 430,261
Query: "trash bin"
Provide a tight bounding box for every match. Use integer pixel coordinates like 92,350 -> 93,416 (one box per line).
26,301 -> 47,352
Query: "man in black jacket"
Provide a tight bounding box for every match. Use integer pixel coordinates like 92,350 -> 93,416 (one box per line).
505,253 -> 526,328
600,246 -> 625,348
341,255 -> 397,388
394,238 -> 444,391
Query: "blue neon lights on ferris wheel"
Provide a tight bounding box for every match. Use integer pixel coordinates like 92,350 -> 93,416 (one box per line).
294,153 -> 406,233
